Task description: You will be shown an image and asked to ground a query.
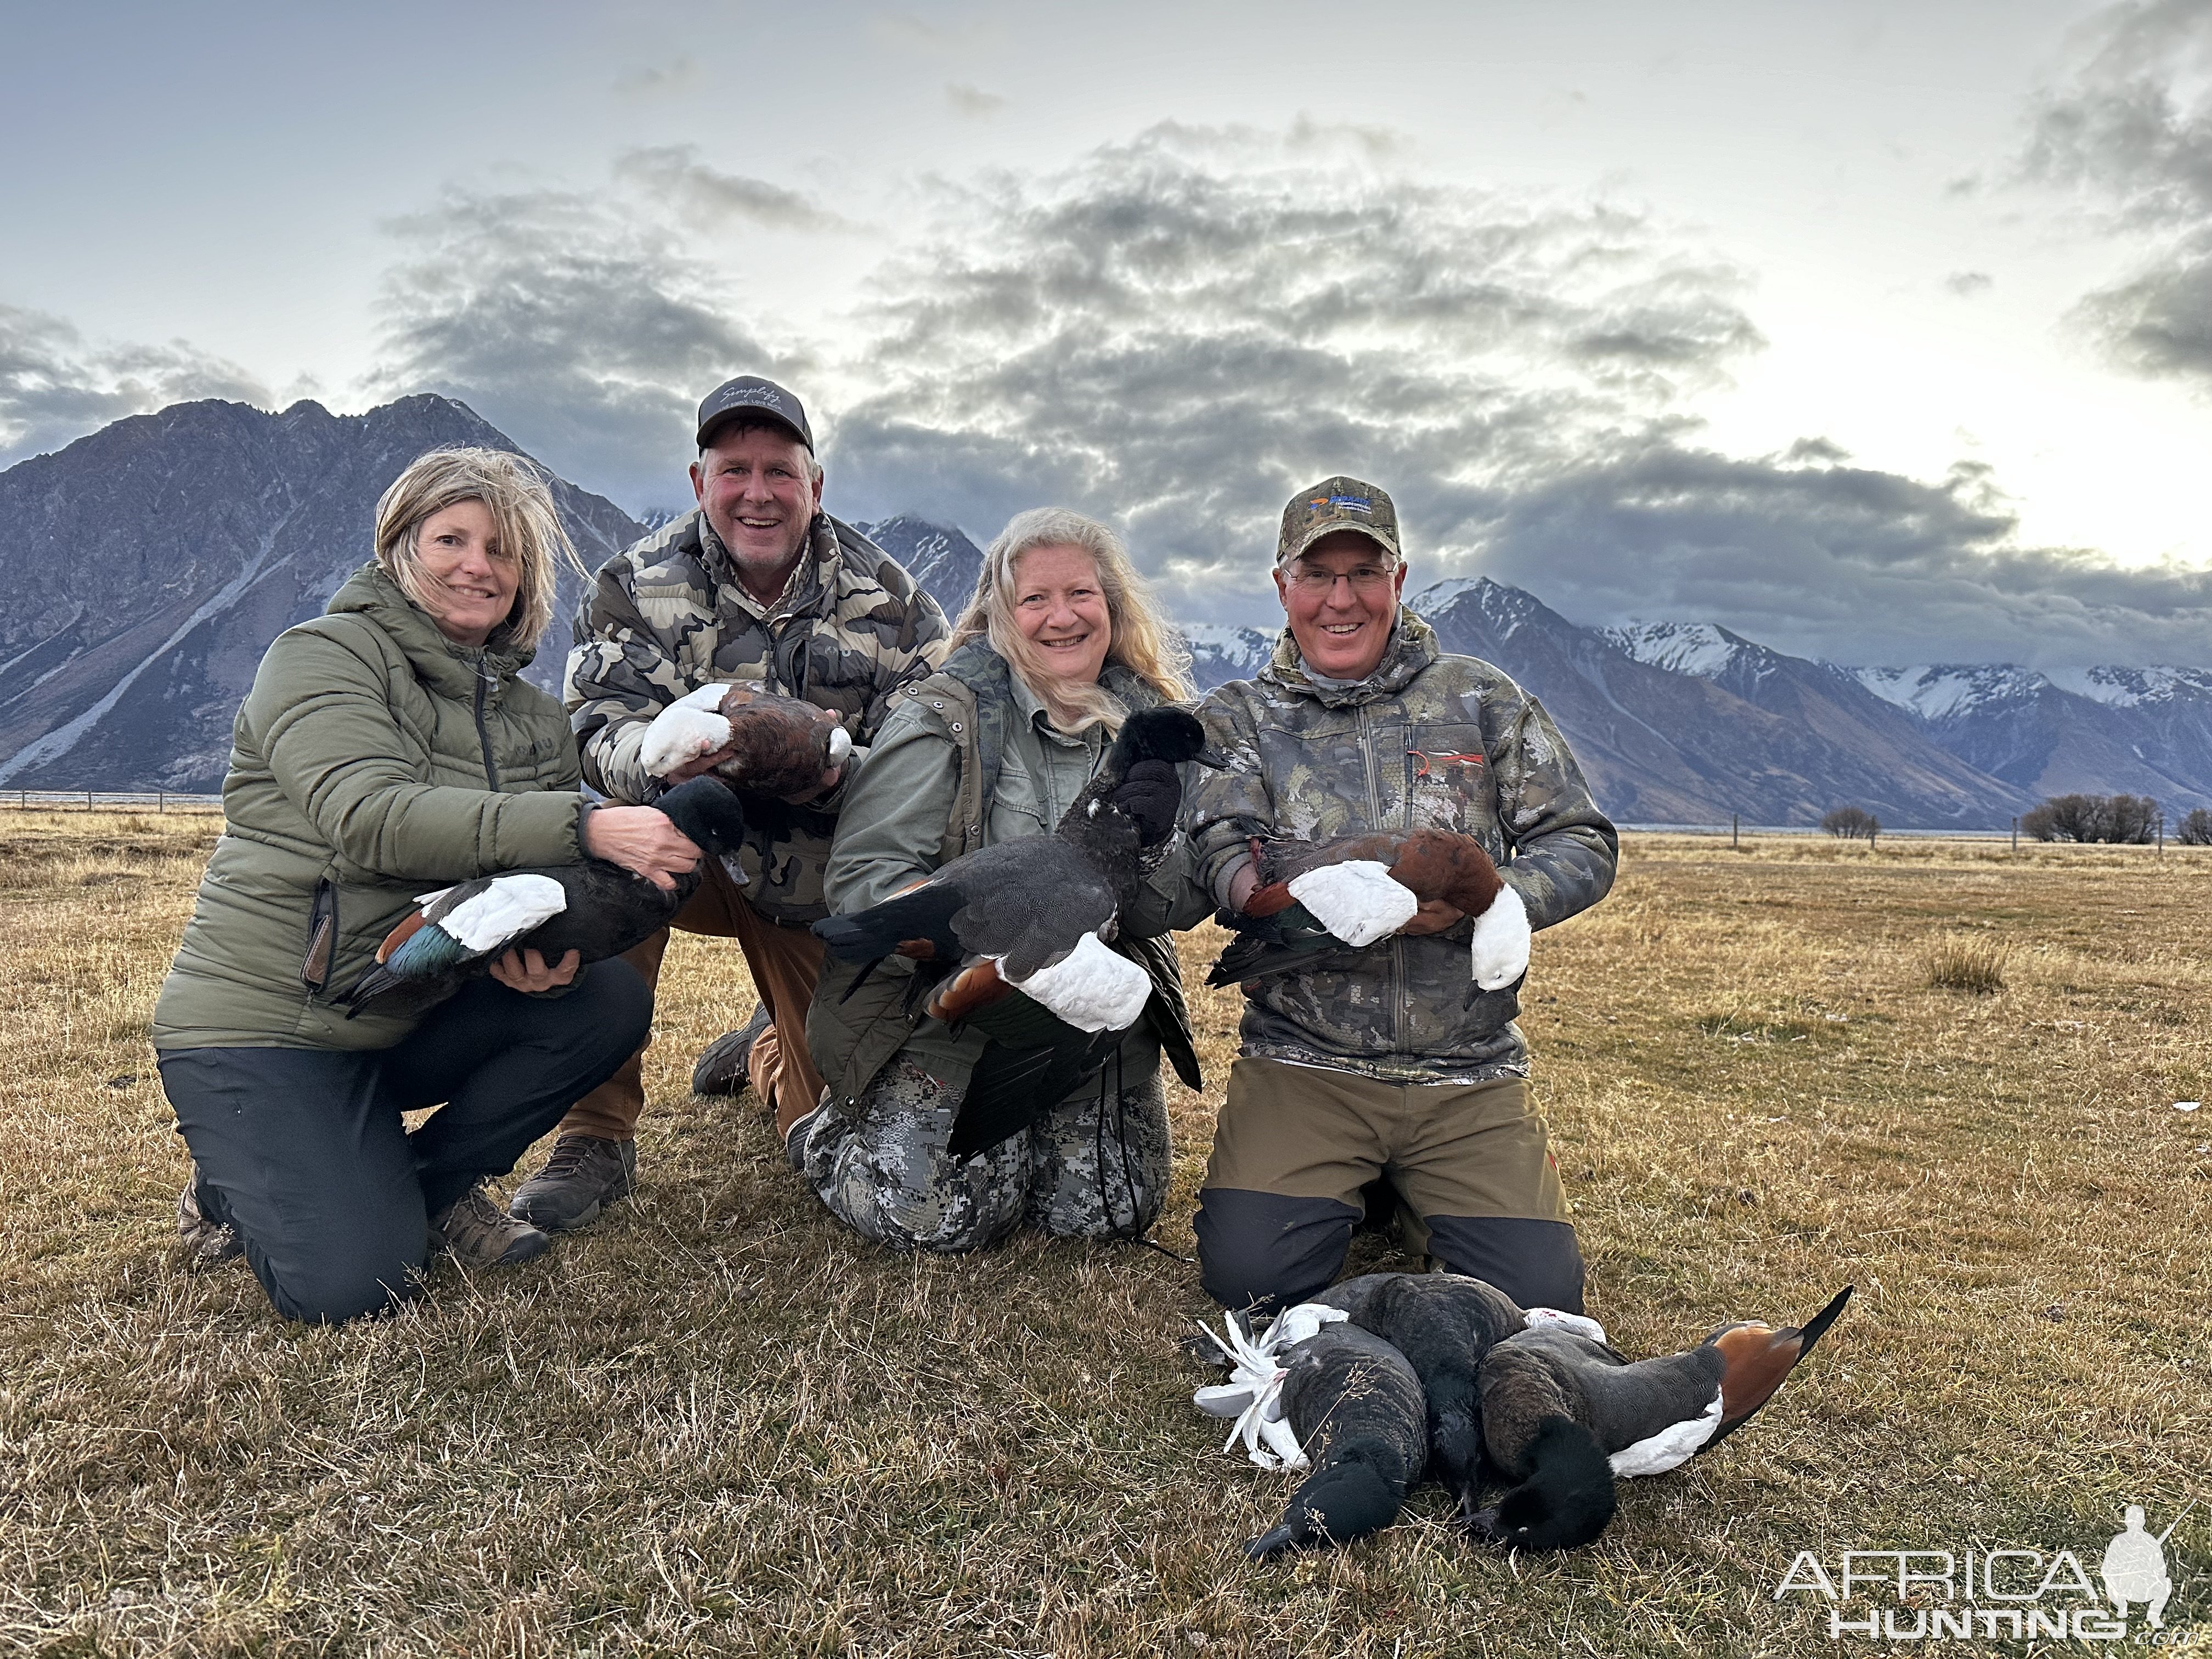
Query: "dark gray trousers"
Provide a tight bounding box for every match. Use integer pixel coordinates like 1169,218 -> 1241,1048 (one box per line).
159,962 -> 650,1324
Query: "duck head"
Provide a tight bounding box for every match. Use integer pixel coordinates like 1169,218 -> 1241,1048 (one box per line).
654,776 -> 750,856
1466,1417 -> 1617,1551
1104,707 -> 1229,774
1244,1462 -> 1398,1560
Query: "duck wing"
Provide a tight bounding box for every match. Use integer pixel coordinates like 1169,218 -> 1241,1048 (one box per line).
640,682 -> 851,795
342,871 -> 573,1010
1205,899 -> 1365,988
948,1022 -> 1124,1160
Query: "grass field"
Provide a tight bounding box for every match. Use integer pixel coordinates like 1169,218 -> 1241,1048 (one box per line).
2,809 -> 2206,1656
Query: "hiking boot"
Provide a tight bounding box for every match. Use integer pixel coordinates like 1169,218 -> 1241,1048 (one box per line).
432,1182 -> 552,1268
176,1177 -> 243,1268
692,1005 -> 773,1097
508,1133 -> 636,1233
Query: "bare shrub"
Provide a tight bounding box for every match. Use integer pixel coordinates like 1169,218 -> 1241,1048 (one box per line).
1926,936 -> 2008,992
1821,805 -> 1880,840
2178,807 -> 2212,846
2020,793 -> 2159,844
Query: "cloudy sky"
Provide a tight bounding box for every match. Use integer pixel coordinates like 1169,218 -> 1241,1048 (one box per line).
6,0 -> 2212,667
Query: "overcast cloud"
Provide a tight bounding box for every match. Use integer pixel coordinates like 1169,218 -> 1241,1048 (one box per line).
0,302 -> 268,471
828,127 -> 1760,601
10,29 -> 2212,672
369,182 -> 802,510
2024,0 -> 2212,386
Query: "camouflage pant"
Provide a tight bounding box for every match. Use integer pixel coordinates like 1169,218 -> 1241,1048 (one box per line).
797,1055 -> 1169,1252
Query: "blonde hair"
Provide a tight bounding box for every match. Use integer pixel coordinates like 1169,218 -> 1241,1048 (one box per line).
372,447 -> 585,651
950,507 -> 1193,733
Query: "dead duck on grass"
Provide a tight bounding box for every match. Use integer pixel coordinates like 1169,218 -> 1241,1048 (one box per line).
1194,1278 -> 1853,1558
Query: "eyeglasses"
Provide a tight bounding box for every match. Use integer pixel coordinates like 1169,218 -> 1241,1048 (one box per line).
1286,564 -> 1396,595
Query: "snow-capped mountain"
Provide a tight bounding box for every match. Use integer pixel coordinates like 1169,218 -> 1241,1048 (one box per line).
1410,580 -> 2030,828
0,396 -> 643,792
7,396 -> 2209,823
855,514 -> 984,620
1846,662 -> 2212,806
1181,622 -> 1274,691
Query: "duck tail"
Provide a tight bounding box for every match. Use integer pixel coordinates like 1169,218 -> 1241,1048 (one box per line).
1705,1284 -> 1854,1448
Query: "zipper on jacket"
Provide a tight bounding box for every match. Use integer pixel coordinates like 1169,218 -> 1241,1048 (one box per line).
1355,702 -> 1410,1052
473,665 -> 501,791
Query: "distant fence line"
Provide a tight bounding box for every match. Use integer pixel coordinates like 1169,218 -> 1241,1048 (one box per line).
4,790 -> 223,814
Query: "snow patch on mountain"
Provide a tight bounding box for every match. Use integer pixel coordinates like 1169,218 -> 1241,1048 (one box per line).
1411,577 -> 1548,641
1601,621 -> 1746,680
2046,665 -> 2212,707
1181,623 -> 1274,690
1850,664 -> 2049,722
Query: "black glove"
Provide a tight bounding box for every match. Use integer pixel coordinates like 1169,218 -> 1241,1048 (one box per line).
1110,758 -> 1183,847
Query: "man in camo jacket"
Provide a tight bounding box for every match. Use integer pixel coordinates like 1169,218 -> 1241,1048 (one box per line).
510,376 -> 947,1232
1186,476 -> 1616,1314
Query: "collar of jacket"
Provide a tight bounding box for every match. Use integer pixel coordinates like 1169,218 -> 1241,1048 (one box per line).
1260,608 -> 1440,708
928,641 -> 1159,847
326,562 -> 534,702
697,511 -> 837,622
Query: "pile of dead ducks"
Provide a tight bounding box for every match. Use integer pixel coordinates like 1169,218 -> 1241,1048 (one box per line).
1194,1273 -> 1852,1558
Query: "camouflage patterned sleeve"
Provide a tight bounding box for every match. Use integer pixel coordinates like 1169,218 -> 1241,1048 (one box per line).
1184,687 -> 1274,909
564,562 -> 680,806
804,578 -> 950,817
853,579 -> 951,749
1486,689 -> 1618,930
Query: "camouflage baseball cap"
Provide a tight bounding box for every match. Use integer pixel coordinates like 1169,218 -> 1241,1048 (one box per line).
1277,476 -> 1401,565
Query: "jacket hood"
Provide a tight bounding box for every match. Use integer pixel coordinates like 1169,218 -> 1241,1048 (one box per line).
1261,608 -> 1440,709
326,562 -> 536,700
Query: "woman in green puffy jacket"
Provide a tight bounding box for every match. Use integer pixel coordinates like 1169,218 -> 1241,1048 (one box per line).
153,448 -> 701,1323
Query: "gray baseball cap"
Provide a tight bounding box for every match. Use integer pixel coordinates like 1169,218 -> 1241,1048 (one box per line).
695,375 -> 813,451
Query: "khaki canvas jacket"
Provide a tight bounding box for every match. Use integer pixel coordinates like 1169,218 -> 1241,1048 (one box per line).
565,509 -> 949,922
806,641 -> 1210,1109
1188,610 -> 1617,1083
153,563 -> 586,1052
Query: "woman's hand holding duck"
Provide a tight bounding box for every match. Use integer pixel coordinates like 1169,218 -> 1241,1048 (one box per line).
582,805 -> 702,893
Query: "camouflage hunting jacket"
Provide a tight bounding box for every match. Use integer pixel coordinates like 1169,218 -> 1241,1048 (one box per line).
565,509 -> 948,922
1187,610 -> 1617,1083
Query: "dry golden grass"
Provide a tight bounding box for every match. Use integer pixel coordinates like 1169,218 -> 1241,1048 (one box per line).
1925,936 -> 2010,995
2,814 -> 2207,1656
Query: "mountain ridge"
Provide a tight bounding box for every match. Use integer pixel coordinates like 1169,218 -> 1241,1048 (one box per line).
6,397 -> 2210,824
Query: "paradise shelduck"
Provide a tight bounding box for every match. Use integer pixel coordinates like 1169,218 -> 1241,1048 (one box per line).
341,777 -> 749,1012
811,706 -> 1222,1157
1206,828 -> 1531,994
639,680 -> 853,797
1248,1322 -> 1429,1559
1470,1285 -> 1854,1551
1328,1271 -> 1537,1522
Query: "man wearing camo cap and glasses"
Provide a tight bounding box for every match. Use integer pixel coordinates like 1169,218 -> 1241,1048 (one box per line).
1183,475 -> 1617,1313
513,376 -> 948,1232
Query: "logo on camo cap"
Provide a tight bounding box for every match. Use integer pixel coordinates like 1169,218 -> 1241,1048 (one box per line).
1278,475 -> 1401,565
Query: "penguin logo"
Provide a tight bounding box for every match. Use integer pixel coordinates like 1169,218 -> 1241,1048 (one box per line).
2101,1502 -> 2185,1628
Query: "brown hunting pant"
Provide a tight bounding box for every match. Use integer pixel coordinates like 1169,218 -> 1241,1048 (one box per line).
553,857 -> 828,1143
1193,1056 -> 1583,1315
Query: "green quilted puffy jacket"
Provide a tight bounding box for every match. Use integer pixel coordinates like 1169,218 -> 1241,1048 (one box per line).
154,562 -> 589,1052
